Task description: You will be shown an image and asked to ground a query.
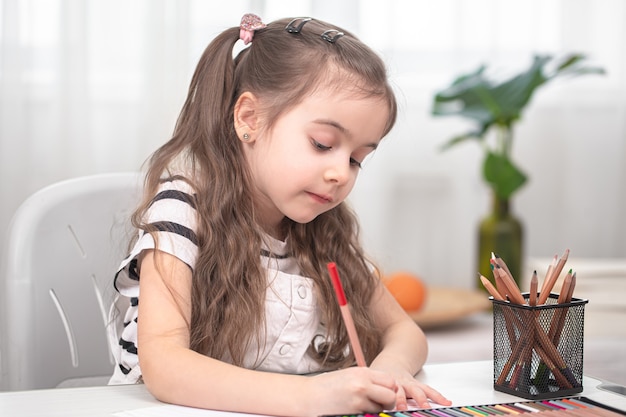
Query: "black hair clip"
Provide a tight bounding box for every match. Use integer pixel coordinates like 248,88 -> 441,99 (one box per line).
285,17 -> 312,34
321,29 -> 344,44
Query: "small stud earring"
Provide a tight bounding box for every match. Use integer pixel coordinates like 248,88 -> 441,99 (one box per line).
242,133 -> 250,141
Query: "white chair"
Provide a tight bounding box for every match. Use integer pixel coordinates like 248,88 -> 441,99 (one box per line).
0,172 -> 142,390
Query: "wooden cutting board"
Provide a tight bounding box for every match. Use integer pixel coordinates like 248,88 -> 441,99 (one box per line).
407,286 -> 491,329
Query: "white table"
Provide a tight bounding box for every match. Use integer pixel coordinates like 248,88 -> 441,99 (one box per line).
1,361 -> 625,416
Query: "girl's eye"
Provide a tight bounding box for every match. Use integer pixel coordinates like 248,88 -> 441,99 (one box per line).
312,139 -> 363,168
350,158 -> 362,168
312,140 -> 331,151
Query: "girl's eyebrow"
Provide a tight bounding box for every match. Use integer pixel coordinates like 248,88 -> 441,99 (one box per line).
312,118 -> 379,150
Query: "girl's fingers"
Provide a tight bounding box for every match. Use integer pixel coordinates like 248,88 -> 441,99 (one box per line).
318,368 -> 398,414
366,367 -> 398,389
405,381 -> 452,408
406,385 -> 430,409
422,384 -> 452,407
394,385 -> 408,410
367,375 -> 398,411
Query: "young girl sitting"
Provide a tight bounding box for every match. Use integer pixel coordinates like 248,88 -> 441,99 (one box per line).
110,14 -> 452,417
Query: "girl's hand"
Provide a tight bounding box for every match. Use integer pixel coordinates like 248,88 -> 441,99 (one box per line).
305,367 -> 398,416
386,371 -> 452,410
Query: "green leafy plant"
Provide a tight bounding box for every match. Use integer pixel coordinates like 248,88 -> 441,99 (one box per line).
432,54 -> 604,200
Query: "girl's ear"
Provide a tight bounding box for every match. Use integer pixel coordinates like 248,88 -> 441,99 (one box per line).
234,92 -> 260,143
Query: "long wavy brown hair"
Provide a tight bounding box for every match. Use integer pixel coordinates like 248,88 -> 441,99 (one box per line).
132,17 -> 397,369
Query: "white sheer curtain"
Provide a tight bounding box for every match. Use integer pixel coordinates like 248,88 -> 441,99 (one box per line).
1,0 -> 625,288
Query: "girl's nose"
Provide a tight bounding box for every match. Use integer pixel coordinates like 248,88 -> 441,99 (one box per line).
324,161 -> 351,185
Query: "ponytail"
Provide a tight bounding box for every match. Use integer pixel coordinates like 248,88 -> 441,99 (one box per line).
176,27 -> 241,145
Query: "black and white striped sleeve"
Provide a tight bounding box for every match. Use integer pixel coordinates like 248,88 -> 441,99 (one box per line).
113,178 -> 199,296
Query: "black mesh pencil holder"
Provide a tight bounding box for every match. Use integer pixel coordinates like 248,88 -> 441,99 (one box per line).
492,294 -> 588,400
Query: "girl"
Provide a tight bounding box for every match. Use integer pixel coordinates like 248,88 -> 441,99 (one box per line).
110,14 -> 452,417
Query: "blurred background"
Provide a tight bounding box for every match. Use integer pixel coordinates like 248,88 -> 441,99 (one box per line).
1,0 -> 625,289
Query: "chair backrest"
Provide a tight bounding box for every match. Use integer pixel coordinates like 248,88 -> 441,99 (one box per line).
0,172 -> 142,390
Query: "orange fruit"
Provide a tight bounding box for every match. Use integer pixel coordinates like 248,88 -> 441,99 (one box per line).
383,271 -> 427,312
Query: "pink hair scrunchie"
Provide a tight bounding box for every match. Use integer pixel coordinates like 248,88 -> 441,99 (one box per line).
239,13 -> 266,45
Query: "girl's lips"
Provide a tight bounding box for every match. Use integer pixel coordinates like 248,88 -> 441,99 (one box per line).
307,191 -> 333,204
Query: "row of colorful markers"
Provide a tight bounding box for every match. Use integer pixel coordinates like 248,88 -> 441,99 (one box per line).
325,396 -> 625,417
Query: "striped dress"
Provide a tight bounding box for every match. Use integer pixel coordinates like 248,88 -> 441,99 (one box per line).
108,177 -> 329,385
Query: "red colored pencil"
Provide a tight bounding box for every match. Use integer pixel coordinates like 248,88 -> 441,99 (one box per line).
327,262 -> 367,367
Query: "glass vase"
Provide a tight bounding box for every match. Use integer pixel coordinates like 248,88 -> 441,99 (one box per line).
477,194 -> 524,290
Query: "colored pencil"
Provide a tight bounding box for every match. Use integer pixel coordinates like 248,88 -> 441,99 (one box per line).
493,253 -> 514,282
479,274 -> 504,301
529,271 -> 538,307
549,272 -> 577,344
321,396 -> 626,416
538,249 -> 570,305
491,260 -> 525,305
327,262 -> 366,367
